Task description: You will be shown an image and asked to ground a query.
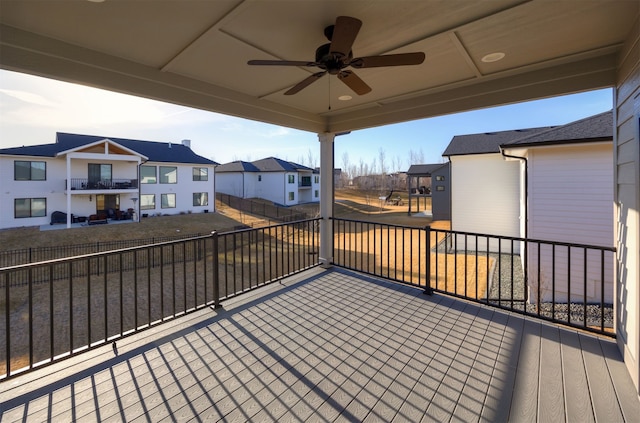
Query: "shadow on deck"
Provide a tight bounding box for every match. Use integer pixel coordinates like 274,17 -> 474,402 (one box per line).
0,268 -> 637,422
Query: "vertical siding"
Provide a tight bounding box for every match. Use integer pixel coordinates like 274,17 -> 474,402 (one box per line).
615,14 -> 640,393
451,154 -> 520,252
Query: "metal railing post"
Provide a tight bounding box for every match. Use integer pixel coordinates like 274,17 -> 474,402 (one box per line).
212,231 -> 221,309
424,225 -> 433,295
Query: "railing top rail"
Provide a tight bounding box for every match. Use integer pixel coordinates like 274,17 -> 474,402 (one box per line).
331,217 -> 616,252
428,227 -> 616,252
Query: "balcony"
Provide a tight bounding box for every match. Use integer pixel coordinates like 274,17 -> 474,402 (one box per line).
299,178 -> 312,188
1,219 -> 638,420
66,178 -> 139,191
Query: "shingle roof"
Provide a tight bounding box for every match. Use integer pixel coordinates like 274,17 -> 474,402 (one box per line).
407,163 -> 448,175
503,110 -> 612,147
0,132 -> 218,165
217,157 -> 314,173
442,127 -> 554,156
215,161 -> 261,172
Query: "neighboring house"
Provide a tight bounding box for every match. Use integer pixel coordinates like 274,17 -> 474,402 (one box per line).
216,157 -> 319,206
501,110 -> 614,304
443,111 -> 613,303
406,163 -> 450,220
0,133 -> 217,229
443,125 -> 555,252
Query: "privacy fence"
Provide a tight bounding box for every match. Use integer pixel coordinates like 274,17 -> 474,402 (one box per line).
216,193 -> 315,223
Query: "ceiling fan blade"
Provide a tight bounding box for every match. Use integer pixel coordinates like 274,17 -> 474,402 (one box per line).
248,60 -> 318,67
330,16 -> 362,58
338,70 -> 371,95
284,71 -> 327,95
350,52 -> 426,68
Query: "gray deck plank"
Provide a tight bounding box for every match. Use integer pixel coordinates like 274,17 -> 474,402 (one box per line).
480,312 -> 524,423
537,323 -> 566,422
599,338 -> 640,422
559,329 -> 595,423
580,334 -> 625,422
508,318 -> 541,422
1,269 -> 638,423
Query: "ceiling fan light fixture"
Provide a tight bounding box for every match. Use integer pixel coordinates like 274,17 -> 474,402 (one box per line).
481,52 -> 505,63
338,95 -> 352,101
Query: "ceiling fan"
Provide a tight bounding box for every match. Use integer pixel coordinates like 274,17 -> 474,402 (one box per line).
248,16 -> 426,96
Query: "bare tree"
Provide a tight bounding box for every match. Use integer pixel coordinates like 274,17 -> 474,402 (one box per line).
378,148 -> 387,175
307,148 -> 318,168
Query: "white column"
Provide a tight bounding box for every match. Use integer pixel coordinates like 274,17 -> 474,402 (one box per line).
66,155 -> 72,228
318,132 -> 335,267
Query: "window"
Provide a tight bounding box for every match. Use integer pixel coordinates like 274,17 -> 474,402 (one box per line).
436,175 -> 445,181
314,190 -> 319,198
14,198 -> 46,218
300,176 -> 311,186
88,163 -> 112,184
159,166 -> 177,184
314,175 -> 319,183
258,175 -> 262,182
140,166 -> 157,184
436,186 -> 445,191
161,193 -> 176,208
15,161 -> 46,181
288,192 -> 295,201
193,192 -> 208,206
288,175 -> 295,184
192,167 -> 208,181
140,194 -> 155,210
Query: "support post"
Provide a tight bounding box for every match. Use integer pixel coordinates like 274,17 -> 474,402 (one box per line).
424,225 -> 433,295
211,231 -> 221,309
318,132 -> 335,268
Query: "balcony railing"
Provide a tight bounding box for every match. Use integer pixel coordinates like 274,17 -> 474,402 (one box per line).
1,216 -> 616,380
331,218 -> 616,336
0,218 -> 320,379
66,178 -> 138,191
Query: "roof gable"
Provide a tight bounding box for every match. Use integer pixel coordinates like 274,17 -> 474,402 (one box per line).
0,132 -> 217,165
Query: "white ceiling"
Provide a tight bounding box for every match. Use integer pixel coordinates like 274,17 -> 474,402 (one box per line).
1,0 -> 638,134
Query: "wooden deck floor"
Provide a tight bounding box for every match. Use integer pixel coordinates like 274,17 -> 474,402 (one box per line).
1,268 -> 638,422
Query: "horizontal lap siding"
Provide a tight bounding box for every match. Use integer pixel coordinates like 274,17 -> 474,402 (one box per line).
527,144 -> 614,302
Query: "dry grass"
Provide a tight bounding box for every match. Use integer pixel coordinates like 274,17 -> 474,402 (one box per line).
3,189 -> 492,377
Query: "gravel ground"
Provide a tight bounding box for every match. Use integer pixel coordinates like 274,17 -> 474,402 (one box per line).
434,235 -> 614,330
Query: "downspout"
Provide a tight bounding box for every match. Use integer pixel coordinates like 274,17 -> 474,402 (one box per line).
500,150 -> 528,239
501,148 -> 528,301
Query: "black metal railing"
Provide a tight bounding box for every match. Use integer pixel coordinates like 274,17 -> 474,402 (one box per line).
0,219 -> 320,379
66,178 -> 138,190
332,218 -> 615,337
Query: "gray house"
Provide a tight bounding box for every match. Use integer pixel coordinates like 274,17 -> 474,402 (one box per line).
406,162 -> 450,220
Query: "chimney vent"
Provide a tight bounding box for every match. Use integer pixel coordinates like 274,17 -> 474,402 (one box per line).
182,139 -> 191,149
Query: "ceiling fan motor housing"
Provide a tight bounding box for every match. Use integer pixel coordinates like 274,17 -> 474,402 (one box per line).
315,43 -> 352,74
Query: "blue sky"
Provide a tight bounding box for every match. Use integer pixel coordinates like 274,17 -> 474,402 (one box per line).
0,69 -> 612,172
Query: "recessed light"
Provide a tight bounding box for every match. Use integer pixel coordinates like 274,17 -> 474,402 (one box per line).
338,95 -> 352,101
481,52 -> 505,63
87,0 -> 106,3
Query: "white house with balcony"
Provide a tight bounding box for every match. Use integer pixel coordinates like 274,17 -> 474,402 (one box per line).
0,132 -> 218,229
216,157 -> 320,206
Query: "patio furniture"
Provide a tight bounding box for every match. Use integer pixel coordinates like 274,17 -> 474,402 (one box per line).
88,213 -> 108,225
50,211 -> 75,225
